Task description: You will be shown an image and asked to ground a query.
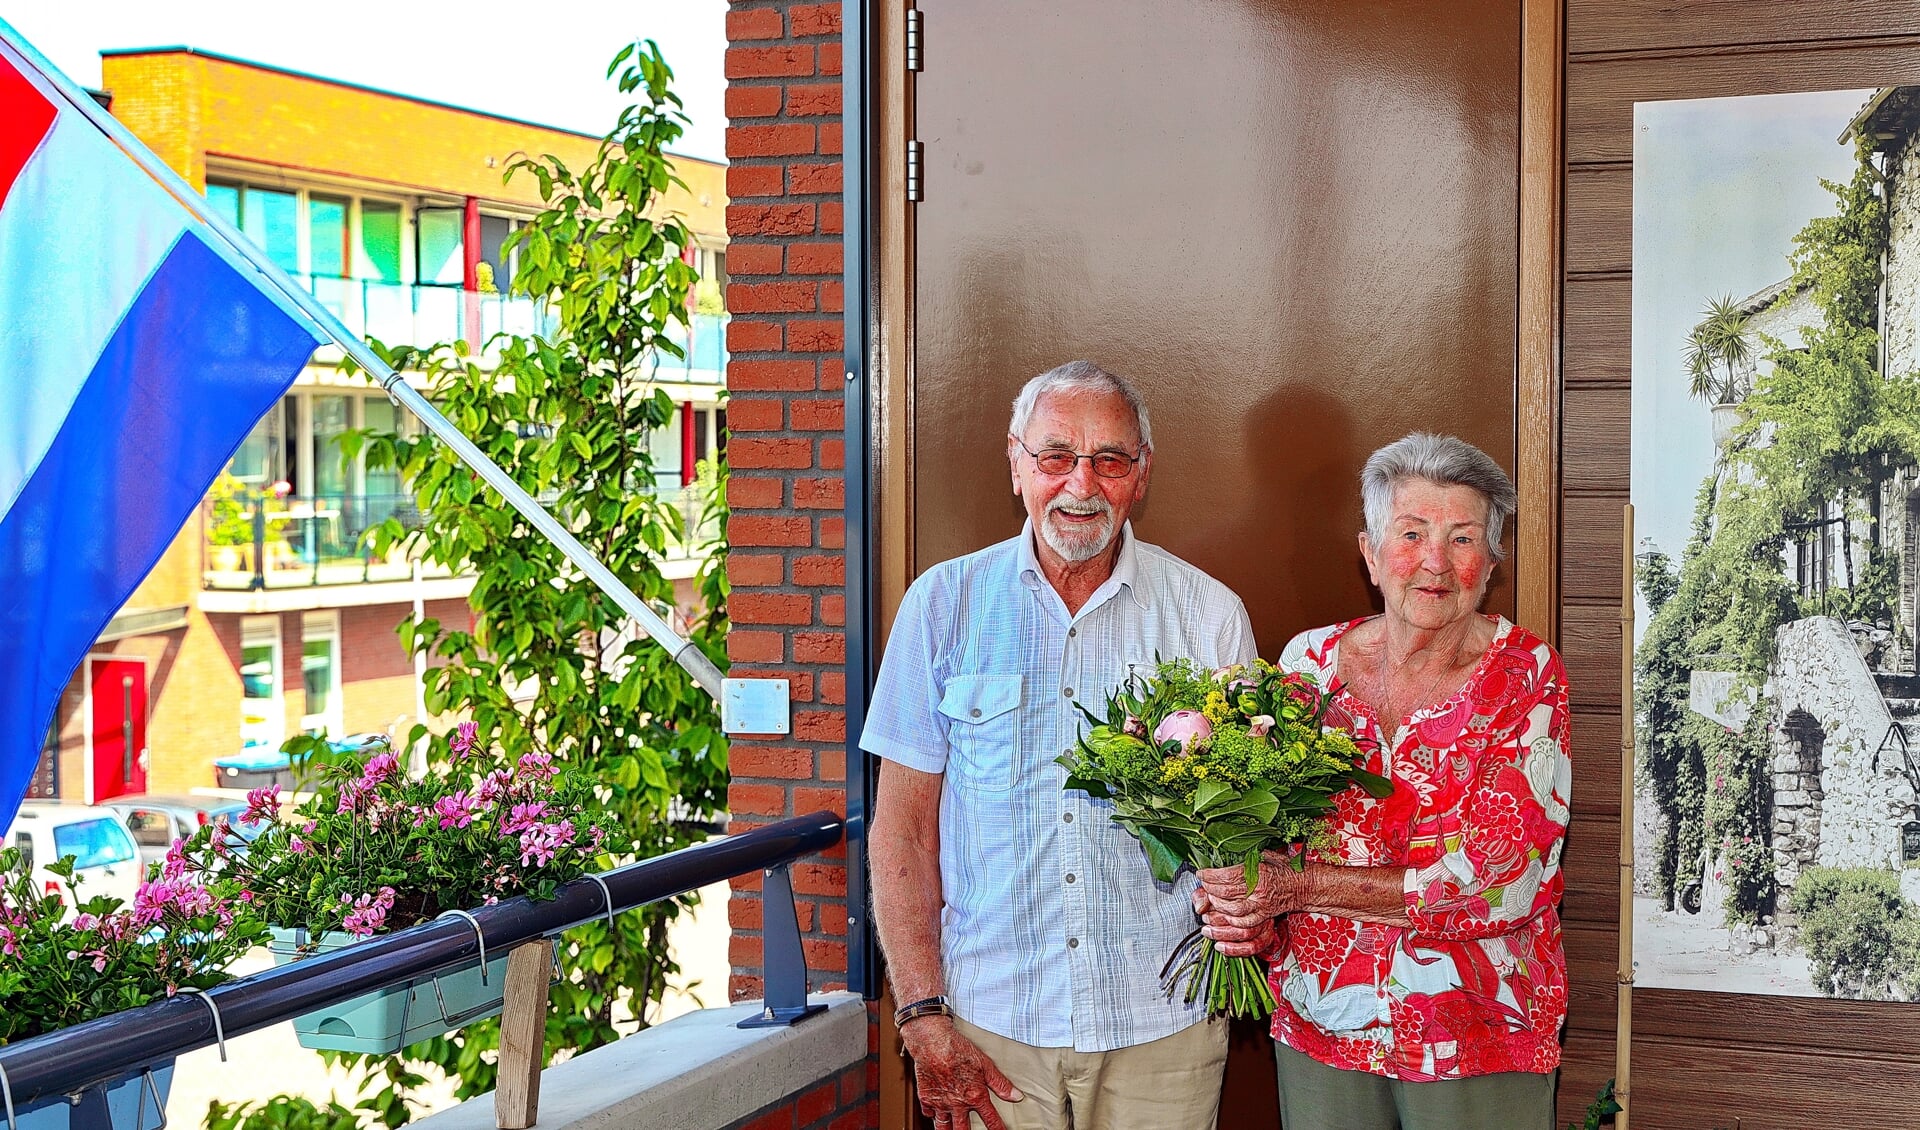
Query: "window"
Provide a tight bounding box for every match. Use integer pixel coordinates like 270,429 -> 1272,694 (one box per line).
209,182 -> 299,274
124,809 -> 175,848
309,195 -> 350,278
11,833 -> 31,873
208,179 -> 407,284
301,611 -> 342,739
360,201 -> 403,282
52,819 -> 136,869
312,395 -> 352,499
363,397 -> 403,499
241,617 -> 283,753
418,208 -> 465,285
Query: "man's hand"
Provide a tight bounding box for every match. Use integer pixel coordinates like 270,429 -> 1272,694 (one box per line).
901,1016 -> 1023,1130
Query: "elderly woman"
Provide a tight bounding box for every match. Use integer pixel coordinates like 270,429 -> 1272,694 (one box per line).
1196,433 -> 1571,1130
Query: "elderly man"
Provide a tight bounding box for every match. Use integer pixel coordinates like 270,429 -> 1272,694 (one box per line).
863,361 -> 1258,1130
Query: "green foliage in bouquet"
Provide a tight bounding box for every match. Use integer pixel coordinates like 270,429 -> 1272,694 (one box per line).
1057,658 -> 1391,1016
0,847 -> 265,1044
1060,658 -> 1391,888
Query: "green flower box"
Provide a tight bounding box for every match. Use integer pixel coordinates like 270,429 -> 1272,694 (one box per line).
268,928 -> 511,1054
12,1062 -> 172,1130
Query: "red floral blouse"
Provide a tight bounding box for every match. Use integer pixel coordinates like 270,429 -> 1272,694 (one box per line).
1265,615 -> 1572,1081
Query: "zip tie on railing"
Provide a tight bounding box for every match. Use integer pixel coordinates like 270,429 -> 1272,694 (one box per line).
586,872 -> 618,933
178,988 -> 229,1062
436,909 -> 488,986
0,1059 -> 15,1130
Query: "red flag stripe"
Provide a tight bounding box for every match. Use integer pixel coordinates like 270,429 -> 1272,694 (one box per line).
0,50 -> 57,212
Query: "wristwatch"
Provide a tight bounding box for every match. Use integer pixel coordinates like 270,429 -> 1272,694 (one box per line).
893,994 -> 954,1028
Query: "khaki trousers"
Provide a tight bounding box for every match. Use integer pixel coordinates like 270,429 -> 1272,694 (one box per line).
953,1015 -> 1229,1130
1272,1042 -> 1556,1130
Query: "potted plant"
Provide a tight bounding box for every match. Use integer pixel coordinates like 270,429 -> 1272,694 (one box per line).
0,847 -> 263,1129
205,472 -> 257,573
182,725 -> 620,1054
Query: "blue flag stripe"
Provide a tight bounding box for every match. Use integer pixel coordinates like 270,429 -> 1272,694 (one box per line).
0,229 -> 317,829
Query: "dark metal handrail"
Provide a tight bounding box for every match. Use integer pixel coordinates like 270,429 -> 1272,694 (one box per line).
0,812 -> 843,1113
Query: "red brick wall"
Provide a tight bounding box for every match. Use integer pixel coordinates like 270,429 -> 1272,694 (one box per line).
719,1054 -> 877,1130
723,0 -> 852,1006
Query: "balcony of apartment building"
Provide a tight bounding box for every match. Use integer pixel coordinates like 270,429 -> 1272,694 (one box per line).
194,175 -> 729,615
195,391 -> 727,616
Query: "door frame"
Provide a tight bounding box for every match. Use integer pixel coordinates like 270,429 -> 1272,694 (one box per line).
82,653 -> 148,805
850,2 -> 1566,1125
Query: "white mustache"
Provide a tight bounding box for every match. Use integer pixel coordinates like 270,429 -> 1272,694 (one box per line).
1047,497 -> 1111,518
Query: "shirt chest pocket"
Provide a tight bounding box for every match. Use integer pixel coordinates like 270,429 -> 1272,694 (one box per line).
937,674 -> 1022,794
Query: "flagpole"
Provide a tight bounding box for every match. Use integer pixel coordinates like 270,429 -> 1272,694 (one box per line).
0,22 -> 725,701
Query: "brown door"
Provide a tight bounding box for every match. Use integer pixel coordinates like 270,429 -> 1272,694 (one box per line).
893,2 -> 1522,1126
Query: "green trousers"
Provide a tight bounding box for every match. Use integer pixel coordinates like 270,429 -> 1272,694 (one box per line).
1272,1043 -> 1555,1130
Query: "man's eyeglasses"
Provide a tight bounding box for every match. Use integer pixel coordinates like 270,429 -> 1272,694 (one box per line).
1016,440 -> 1145,479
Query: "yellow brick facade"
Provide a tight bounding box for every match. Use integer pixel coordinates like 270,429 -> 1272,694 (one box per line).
100,50 -> 726,239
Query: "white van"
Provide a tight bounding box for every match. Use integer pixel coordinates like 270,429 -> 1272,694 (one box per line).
5,801 -> 144,910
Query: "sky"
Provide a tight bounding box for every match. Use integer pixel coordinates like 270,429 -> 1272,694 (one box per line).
4,1 -> 729,162
1630,87 -> 1872,639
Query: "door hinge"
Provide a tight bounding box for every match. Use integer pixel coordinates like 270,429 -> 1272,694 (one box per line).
906,139 -> 924,203
906,8 -> 923,72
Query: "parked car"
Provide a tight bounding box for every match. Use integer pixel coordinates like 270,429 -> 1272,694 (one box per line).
3,801 -> 142,909
102,794 -> 267,868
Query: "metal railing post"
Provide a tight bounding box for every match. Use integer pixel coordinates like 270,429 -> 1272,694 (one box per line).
250,494 -> 267,592
738,863 -> 827,1029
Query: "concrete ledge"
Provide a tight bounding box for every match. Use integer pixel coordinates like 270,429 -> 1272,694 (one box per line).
411,993 -> 866,1130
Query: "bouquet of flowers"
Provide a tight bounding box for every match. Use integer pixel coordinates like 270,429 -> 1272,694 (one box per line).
0,847 -> 265,1043
1058,658 -> 1390,1018
181,724 -> 625,939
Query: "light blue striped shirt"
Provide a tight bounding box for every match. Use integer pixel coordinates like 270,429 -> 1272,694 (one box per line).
862,522 -> 1257,1051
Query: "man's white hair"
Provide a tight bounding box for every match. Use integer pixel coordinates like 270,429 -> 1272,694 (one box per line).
1007,360 -> 1152,449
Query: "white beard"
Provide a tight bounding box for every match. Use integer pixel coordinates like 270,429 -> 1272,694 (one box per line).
1040,497 -> 1115,562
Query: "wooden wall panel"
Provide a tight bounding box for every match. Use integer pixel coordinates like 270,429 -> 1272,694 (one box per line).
1564,164 -> 1630,276
1561,4 -> 1920,1125
1568,38 -> 1920,163
1564,276 -> 1630,387
1561,604 -> 1621,710
1569,1 -> 1920,56
1562,494 -> 1626,599
1563,388 -> 1628,494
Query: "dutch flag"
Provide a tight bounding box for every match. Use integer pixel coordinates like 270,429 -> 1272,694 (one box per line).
0,32 -> 324,829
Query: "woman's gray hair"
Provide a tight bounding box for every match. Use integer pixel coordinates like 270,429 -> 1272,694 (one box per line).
1008,360 -> 1153,449
1361,433 -> 1517,560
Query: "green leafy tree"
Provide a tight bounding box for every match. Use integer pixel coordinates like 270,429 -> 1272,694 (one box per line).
1684,294 -> 1755,405
337,40 -> 729,1123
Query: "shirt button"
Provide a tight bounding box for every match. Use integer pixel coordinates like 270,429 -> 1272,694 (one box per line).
969,708 -> 981,718
1062,811 -> 1074,823
1065,873 -> 1076,884
1062,687 -> 1074,699
1067,937 -> 1080,949
1068,627 -> 1077,638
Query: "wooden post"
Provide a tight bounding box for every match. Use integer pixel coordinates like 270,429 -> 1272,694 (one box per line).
1618,505 -> 1636,1129
495,939 -> 555,1130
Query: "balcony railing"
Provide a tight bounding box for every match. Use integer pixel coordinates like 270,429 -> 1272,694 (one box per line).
0,813 -> 845,1129
290,274 -> 729,380
202,487 -> 719,591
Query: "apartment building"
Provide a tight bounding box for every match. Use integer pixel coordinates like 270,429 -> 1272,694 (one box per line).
31,48 -> 726,801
